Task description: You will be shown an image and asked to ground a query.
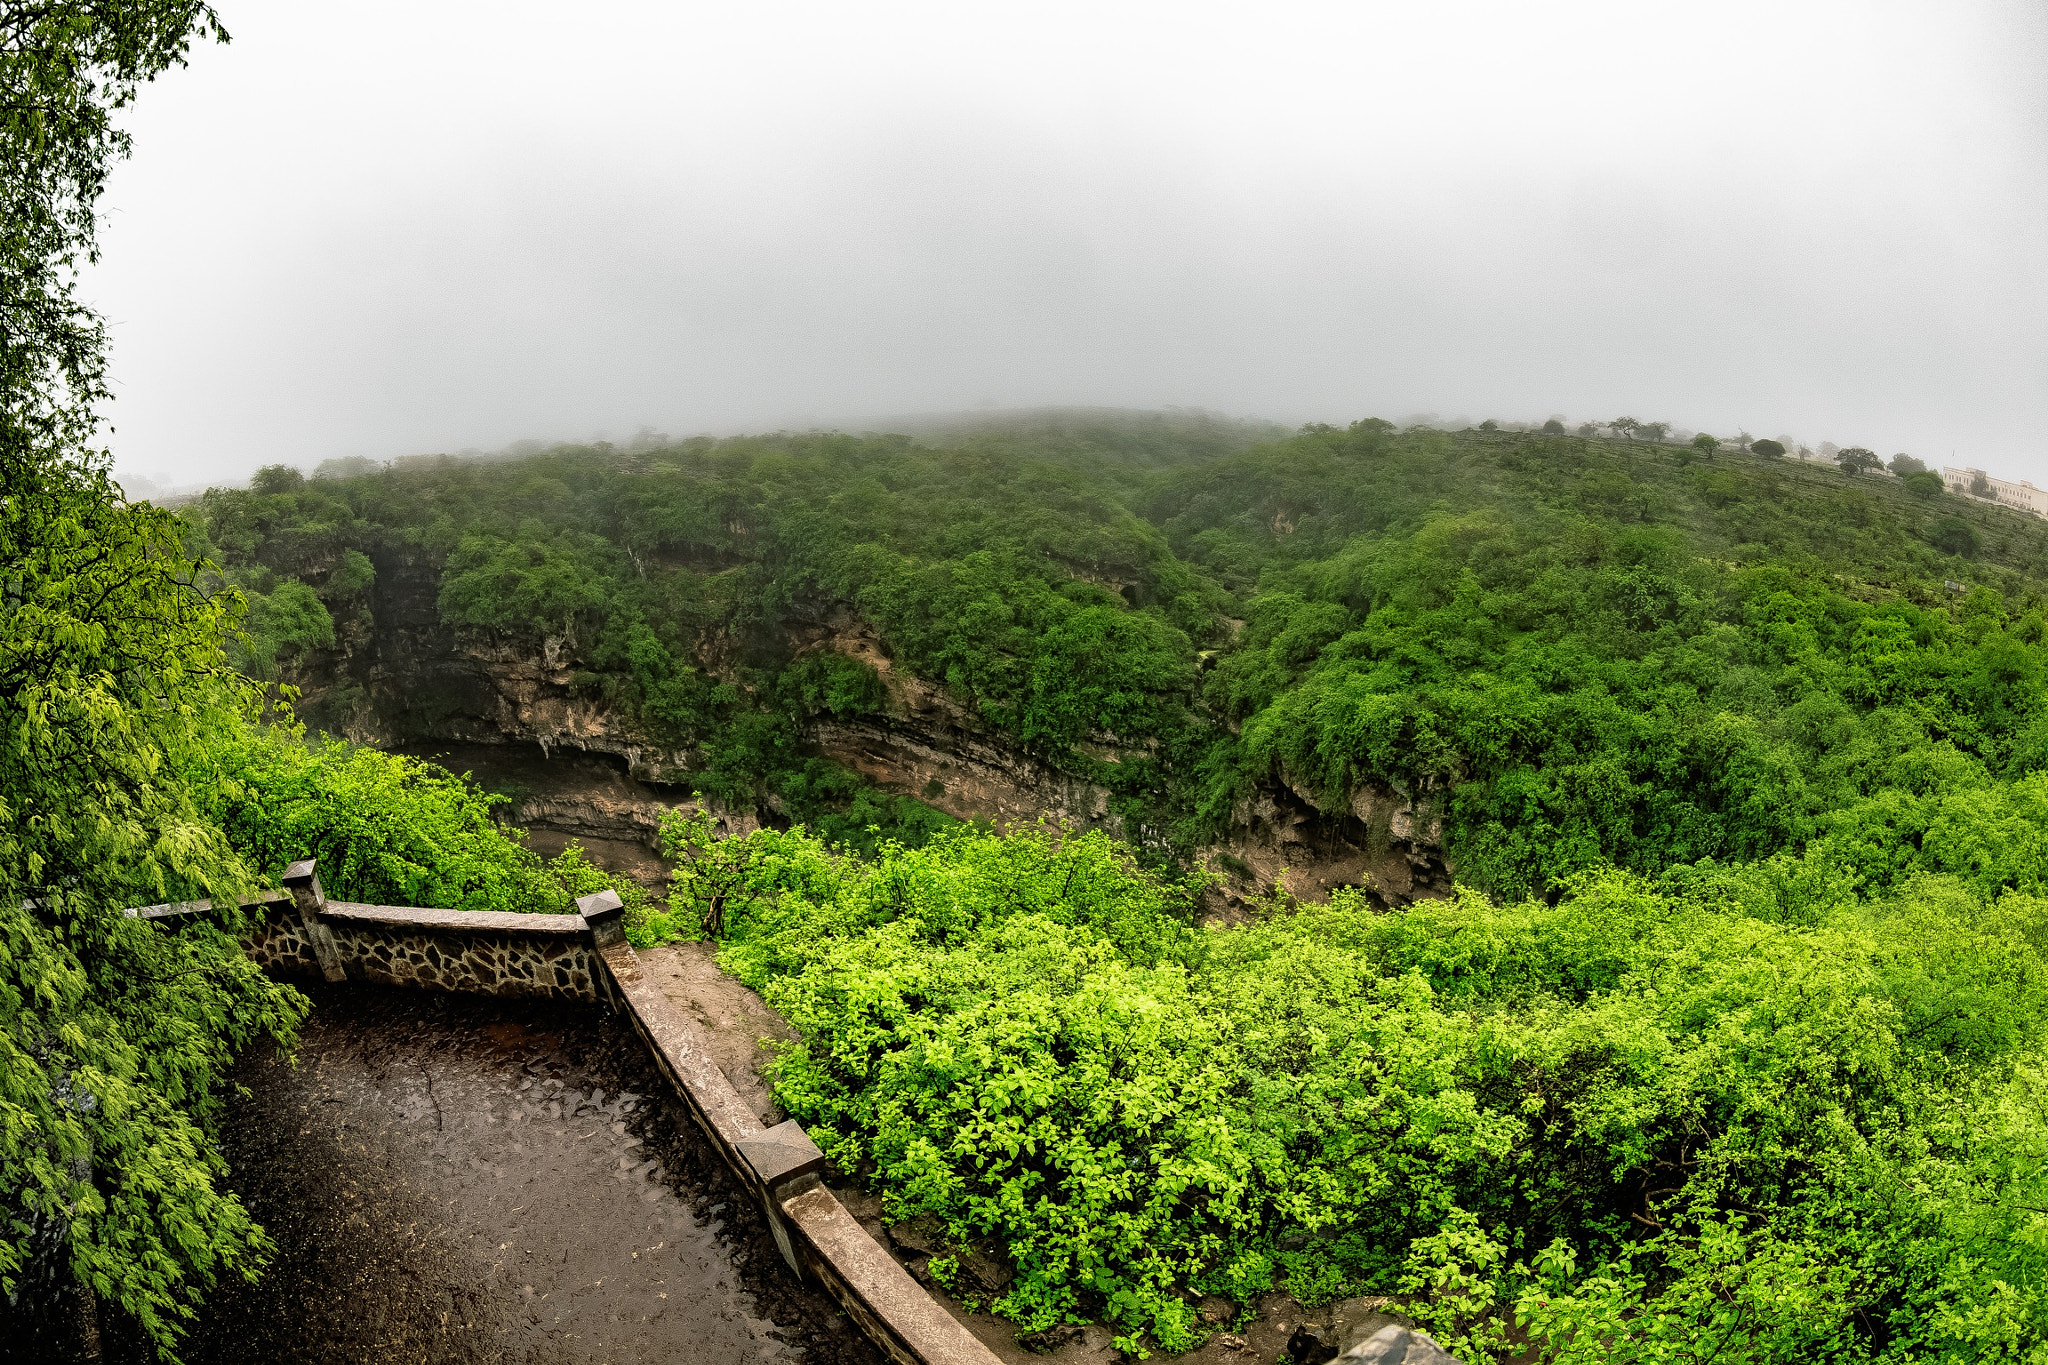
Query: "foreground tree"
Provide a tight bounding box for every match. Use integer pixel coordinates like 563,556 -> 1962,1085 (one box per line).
1836,445 -> 1882,474
1,4 -> 309,1354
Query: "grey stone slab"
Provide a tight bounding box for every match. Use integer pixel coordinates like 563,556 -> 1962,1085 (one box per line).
597,940 -> 767,1151
737,1118 -> 826,1190
322,901 -> 588,936
1339,1323 -> 1461,1365
781,1183 -> 1004,1365
576,888 -> 627,947
125,891 -> 291,921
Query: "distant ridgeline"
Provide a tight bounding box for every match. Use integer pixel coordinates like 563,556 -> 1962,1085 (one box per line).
184,411 -> 2048,901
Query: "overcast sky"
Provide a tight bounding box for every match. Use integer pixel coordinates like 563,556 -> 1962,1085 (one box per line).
91,0 -> 2048,490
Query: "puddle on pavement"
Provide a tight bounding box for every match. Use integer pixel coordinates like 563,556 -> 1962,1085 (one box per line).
114,984 -> 882,1365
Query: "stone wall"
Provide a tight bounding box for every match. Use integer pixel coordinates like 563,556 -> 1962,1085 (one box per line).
130,874 -> 607,1002
126,893 -> 322,974
320,902 -> 602,1000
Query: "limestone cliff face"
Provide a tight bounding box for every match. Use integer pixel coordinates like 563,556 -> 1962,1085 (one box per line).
291,548 -> 1452,906
1206,778 -> 1452,909
291,548 -> 691,778
789,611 -> 1118,830
807,638 -> 1454,908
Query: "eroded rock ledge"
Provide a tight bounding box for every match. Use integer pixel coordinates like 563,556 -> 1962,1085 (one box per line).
293,558 -> 1451,906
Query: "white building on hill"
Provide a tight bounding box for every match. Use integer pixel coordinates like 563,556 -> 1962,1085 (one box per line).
1945,467 -> 2048,520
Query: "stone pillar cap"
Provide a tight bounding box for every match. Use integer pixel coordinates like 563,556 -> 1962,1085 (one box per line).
578,888 -> 628,948
1339,1324 -> 1461,1365
282,859 -> 319,887
738,1118 -> 826,1190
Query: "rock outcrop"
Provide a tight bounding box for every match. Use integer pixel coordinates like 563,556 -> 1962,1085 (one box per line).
290,549 -> 1452,905
1205,777 -> 1452,909
797,613 -> 1118,831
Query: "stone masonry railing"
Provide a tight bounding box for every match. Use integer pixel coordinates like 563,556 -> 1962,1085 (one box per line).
130,861 -> 1002,1365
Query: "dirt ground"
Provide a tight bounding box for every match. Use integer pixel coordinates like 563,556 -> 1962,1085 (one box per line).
98,984 -> 882,1365
637,940 -> 795,1125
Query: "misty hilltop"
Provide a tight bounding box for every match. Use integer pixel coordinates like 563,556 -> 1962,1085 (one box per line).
190,409 -> 2048,896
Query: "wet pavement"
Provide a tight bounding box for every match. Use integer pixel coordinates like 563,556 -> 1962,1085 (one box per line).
112,984 -> 882,1365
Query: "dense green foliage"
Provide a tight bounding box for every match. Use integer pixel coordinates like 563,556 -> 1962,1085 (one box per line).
203,726 -> 664,938
198,415 -> 2048,900
682,817 -> 2048,1360
186,419 -> 1242,849
1,451 -> 301,1351
0,461 -> 653,1352
1181,430 -> 2048,899
0,3 -> 288,1351
216,411 -> 2038,1359
2,475 -> 650,1357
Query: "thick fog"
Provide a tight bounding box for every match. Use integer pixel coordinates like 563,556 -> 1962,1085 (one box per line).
91,0 -> 2048,492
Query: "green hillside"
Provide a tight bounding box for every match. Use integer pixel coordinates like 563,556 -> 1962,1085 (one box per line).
196,418 -> 2048,901
36,415 -> 2048,1361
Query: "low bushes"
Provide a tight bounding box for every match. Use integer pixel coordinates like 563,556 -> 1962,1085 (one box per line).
198,726 -> 670,941
682,819 -> 2048,1360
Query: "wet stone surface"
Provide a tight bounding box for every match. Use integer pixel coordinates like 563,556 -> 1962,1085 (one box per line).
119,984 -> 883,1365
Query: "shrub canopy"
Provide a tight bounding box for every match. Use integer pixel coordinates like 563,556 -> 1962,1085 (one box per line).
685,817 -> 2048,1360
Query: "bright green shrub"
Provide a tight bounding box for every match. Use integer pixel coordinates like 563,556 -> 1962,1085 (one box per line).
680,818 -> 2048,1359
229,576 -> 333,680
199,724 -> 657,926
